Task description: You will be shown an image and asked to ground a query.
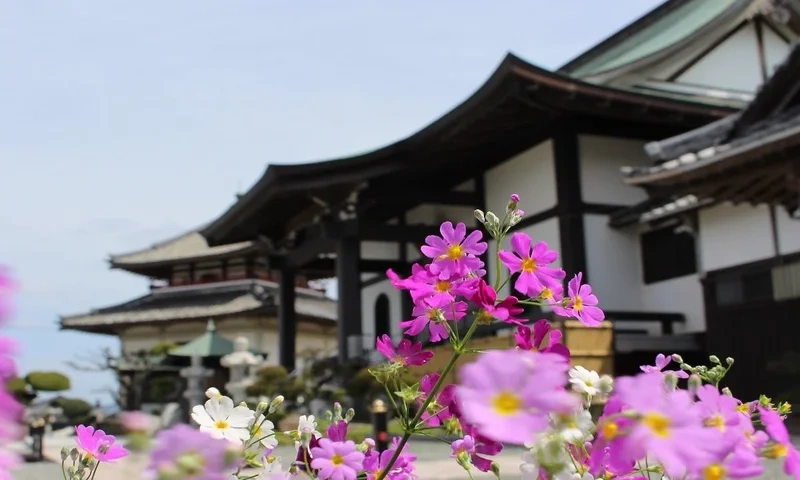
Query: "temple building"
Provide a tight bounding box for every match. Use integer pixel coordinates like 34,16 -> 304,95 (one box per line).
59,230 -> 338,373
616,42 -> 800,401
195,0 -> 800,396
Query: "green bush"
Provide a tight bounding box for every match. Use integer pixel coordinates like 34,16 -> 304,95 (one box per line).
52,397 -> 93,425
347,368 -> 381,399
5,377 -> 27,395
26,371 -> 71,392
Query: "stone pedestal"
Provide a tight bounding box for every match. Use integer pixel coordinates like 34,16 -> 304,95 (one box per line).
181,356 -> 213,410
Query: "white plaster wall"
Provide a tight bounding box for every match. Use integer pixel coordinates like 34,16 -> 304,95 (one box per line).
641,275 -> 705,333
405,204 -> 476,226
578,136 -> 650,205
583,215 -> 643,311
763,26 -> 792,77
361,279 -> 403,343
677,23 -> 764,92
119,317 -> 336,366
484,140 -> 556,215
775,207 -> 800,256
699,203 -> 776,271
360,241 -> 400,260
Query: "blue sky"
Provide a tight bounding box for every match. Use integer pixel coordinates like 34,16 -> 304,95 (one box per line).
0,1 -> 661,403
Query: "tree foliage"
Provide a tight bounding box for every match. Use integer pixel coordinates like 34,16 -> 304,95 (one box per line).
26,371 -> 71,391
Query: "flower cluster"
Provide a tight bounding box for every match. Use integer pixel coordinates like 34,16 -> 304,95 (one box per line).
0,269 -> 21,480
55,193 -> 796,480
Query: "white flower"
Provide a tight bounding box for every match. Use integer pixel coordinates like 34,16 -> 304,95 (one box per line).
298,415 -> 321,438
520,451 -> 539,480
191,396 -> 254,443
250,414 -> 278,449
257,455 -> 285,478
569,366 -> 600,396
597,375 -> 614,396
552,409 -> 594,444
205,387 -> 223,400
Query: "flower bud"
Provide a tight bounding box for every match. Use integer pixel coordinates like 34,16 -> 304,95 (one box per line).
709,355 -> 721,365
688,374 -> 702,395
490,462 -> 502,478
61,446 -> 69,461
726,357 -> 734,366
510,193 -> 521,204
325,410 -> 333,422
671,353 -> 684,364
456,450 -> 472,470
255,401 -> 269,416
680,363 -> 691,371
485,211 -> 500,228
474,209 -> 486,223
663,371 -> 678,390
289,464 -> 300,475
269,395 -> 285,413
721,387 -> 733,397
345,408 -> 355,423
70,448 -> 80,462
205,387 -> 222,399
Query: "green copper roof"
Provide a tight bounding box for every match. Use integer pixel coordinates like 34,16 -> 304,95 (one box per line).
170,320 -> 235,357
568,0 -> 739,77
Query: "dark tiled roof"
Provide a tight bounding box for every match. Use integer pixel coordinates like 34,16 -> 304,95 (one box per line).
110,231 -> 257,269
60,280 -> 335,332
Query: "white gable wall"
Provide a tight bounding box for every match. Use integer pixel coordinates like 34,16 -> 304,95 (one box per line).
763,26 -> 792,77
578,136 -> 650,205
699,203 -> 776,271
484,140 -> 556,215
776,208 -> 800,255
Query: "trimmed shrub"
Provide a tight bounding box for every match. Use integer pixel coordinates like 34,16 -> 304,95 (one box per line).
25,371 -> 70,392
52,397 -> 93,425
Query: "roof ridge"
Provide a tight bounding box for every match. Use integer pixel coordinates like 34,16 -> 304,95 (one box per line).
109,224 -> 210,261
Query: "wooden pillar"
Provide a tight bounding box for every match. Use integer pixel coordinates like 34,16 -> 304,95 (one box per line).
553,129 -> 588,279
278,268 -> 297,372
336,236 -> 363,364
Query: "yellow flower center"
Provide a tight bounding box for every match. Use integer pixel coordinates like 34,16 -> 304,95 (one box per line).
374,469 -> 384,478
764,443 -> 788,459
703,463 -> 726,480
476,309 -> 494,325
704,414 -> 726,432
736,404 -> 751,415
521,257 -> 537,273
214,419 -> 229,430
574,296 -> 584,311
602,472 -> 615,480
492,391 -> 522,416
84,452 -> 94,461
266,456 -> 276,464
601,421 -> 618,440
446,244 -> 464,260
435,280 -> 451,293
540,288 -> 554,300
253,425 -> 263,436
331,454 -> 345,466
427,308 -> 441,320
642,413 -> 670,438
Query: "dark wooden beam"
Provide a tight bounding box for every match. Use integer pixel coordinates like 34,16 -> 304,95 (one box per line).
303,258 -> 412,274
553,129 -> 588,279
286,237 -> 336,268
278,268 -> 297,371
361,189 -> 480,207
336,237 -> 362,364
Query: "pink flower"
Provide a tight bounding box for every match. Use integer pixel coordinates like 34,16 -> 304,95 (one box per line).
408,266 -> 479,305
363,438 -> 416,480
457,349 -> 578,444
609,373 -> 722,478
509,193 -> 520,203
498,234 -> 564,297
450,434 -> 501,472
695,385 -> 742,434
75,425 -> 129,463
421,222 -> 487,280
310,439 -> 365,480
514,320 -> 570,359
447,397 -> 504,472
375,335 -> 433,367
554,273 -> 604,326
120,411 -> 158,434
326,420 -> 348,442
696,435 -> 764,480
639,353 -> 689,379
399,296 -> 467,343
759,407 -> 800,479
418,373 -> 456,427
471,280 -> 524,325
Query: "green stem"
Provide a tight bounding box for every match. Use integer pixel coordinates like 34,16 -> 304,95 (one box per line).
87,463 -> 100,480
493,240 -> 502,291
376,321 -> 480,480
60,458 -> 68,480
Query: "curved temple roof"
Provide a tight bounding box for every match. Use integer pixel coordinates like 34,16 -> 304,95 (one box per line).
201,53 -> 736,247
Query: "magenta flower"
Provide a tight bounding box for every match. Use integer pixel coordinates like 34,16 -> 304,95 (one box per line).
510,193 -> 520,203
696,434 -> 765,480
295,434 -> 320,472
310,439 -> 365,480
405,265 -> 479,305
639,353 -> 689,379
554,273 -> 604,326
609,373 -> 722,478
450,434 -> 501,472
147,424 -> 242,480
399,296 -> 467,342
418,373 -> 456,427
457,349 -> 578,444
759,407 -> 800,479
498,234 -> 565,297
695,385 -> 742,433
75,425 -> 129,463
375,335 -> 433,367
447,397 -> 504,472
515,320 -> 570,359
363,438 -> 416,480
471,280 -> 524,325
326,420 -> 348,442
421,222 -> 487,280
